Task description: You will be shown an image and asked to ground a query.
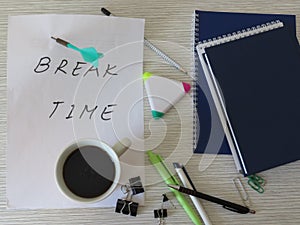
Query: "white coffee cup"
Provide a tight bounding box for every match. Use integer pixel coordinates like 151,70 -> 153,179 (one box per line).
55,138 -> 131,203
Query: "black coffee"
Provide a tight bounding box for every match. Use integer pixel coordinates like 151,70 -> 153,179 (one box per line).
63,145 -> 116,198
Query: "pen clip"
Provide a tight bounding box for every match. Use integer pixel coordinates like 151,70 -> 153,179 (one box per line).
222,205 -> 247,214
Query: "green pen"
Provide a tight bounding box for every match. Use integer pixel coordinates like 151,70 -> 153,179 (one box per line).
147,150 -> 203,225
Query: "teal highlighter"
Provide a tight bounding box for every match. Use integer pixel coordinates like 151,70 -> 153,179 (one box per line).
51,37 -> 103,68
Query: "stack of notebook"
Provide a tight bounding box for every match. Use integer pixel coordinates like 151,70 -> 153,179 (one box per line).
193,11 -> 300,176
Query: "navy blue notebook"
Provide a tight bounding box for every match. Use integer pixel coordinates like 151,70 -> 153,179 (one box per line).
196,21 -> 300,175
193,11 -> 296,154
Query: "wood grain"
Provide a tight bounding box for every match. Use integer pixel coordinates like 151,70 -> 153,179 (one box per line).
1,0 -> 300,224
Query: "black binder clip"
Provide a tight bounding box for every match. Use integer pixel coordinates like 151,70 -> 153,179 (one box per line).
115,176 -> 144,217
153,193 -> 174,225
115,199 -> 139,217
162,193 -> 176,209
129,176 -> 145,195
154,209 -> 167,224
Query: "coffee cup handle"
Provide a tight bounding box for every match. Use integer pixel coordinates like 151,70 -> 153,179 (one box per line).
112,138 -> 131,157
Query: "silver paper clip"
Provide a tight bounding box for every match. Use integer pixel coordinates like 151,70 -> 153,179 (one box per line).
233,177 -> 251,207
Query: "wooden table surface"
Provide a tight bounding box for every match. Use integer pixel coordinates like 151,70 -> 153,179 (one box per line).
0,0 -> 300,224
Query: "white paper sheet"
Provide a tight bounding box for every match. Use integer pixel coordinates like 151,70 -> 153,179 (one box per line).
7,14 -> 145,209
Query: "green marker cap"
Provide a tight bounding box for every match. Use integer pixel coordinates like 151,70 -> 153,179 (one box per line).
146,150 -> 160,164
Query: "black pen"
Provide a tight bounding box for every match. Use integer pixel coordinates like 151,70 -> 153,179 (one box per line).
168,185 -> 256,214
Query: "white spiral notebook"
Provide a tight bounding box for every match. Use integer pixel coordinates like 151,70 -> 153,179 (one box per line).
196,20 -> 300,176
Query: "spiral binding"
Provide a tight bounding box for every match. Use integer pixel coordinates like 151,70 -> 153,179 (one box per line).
197,20 -> 284,49
191,11 -> 200,151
